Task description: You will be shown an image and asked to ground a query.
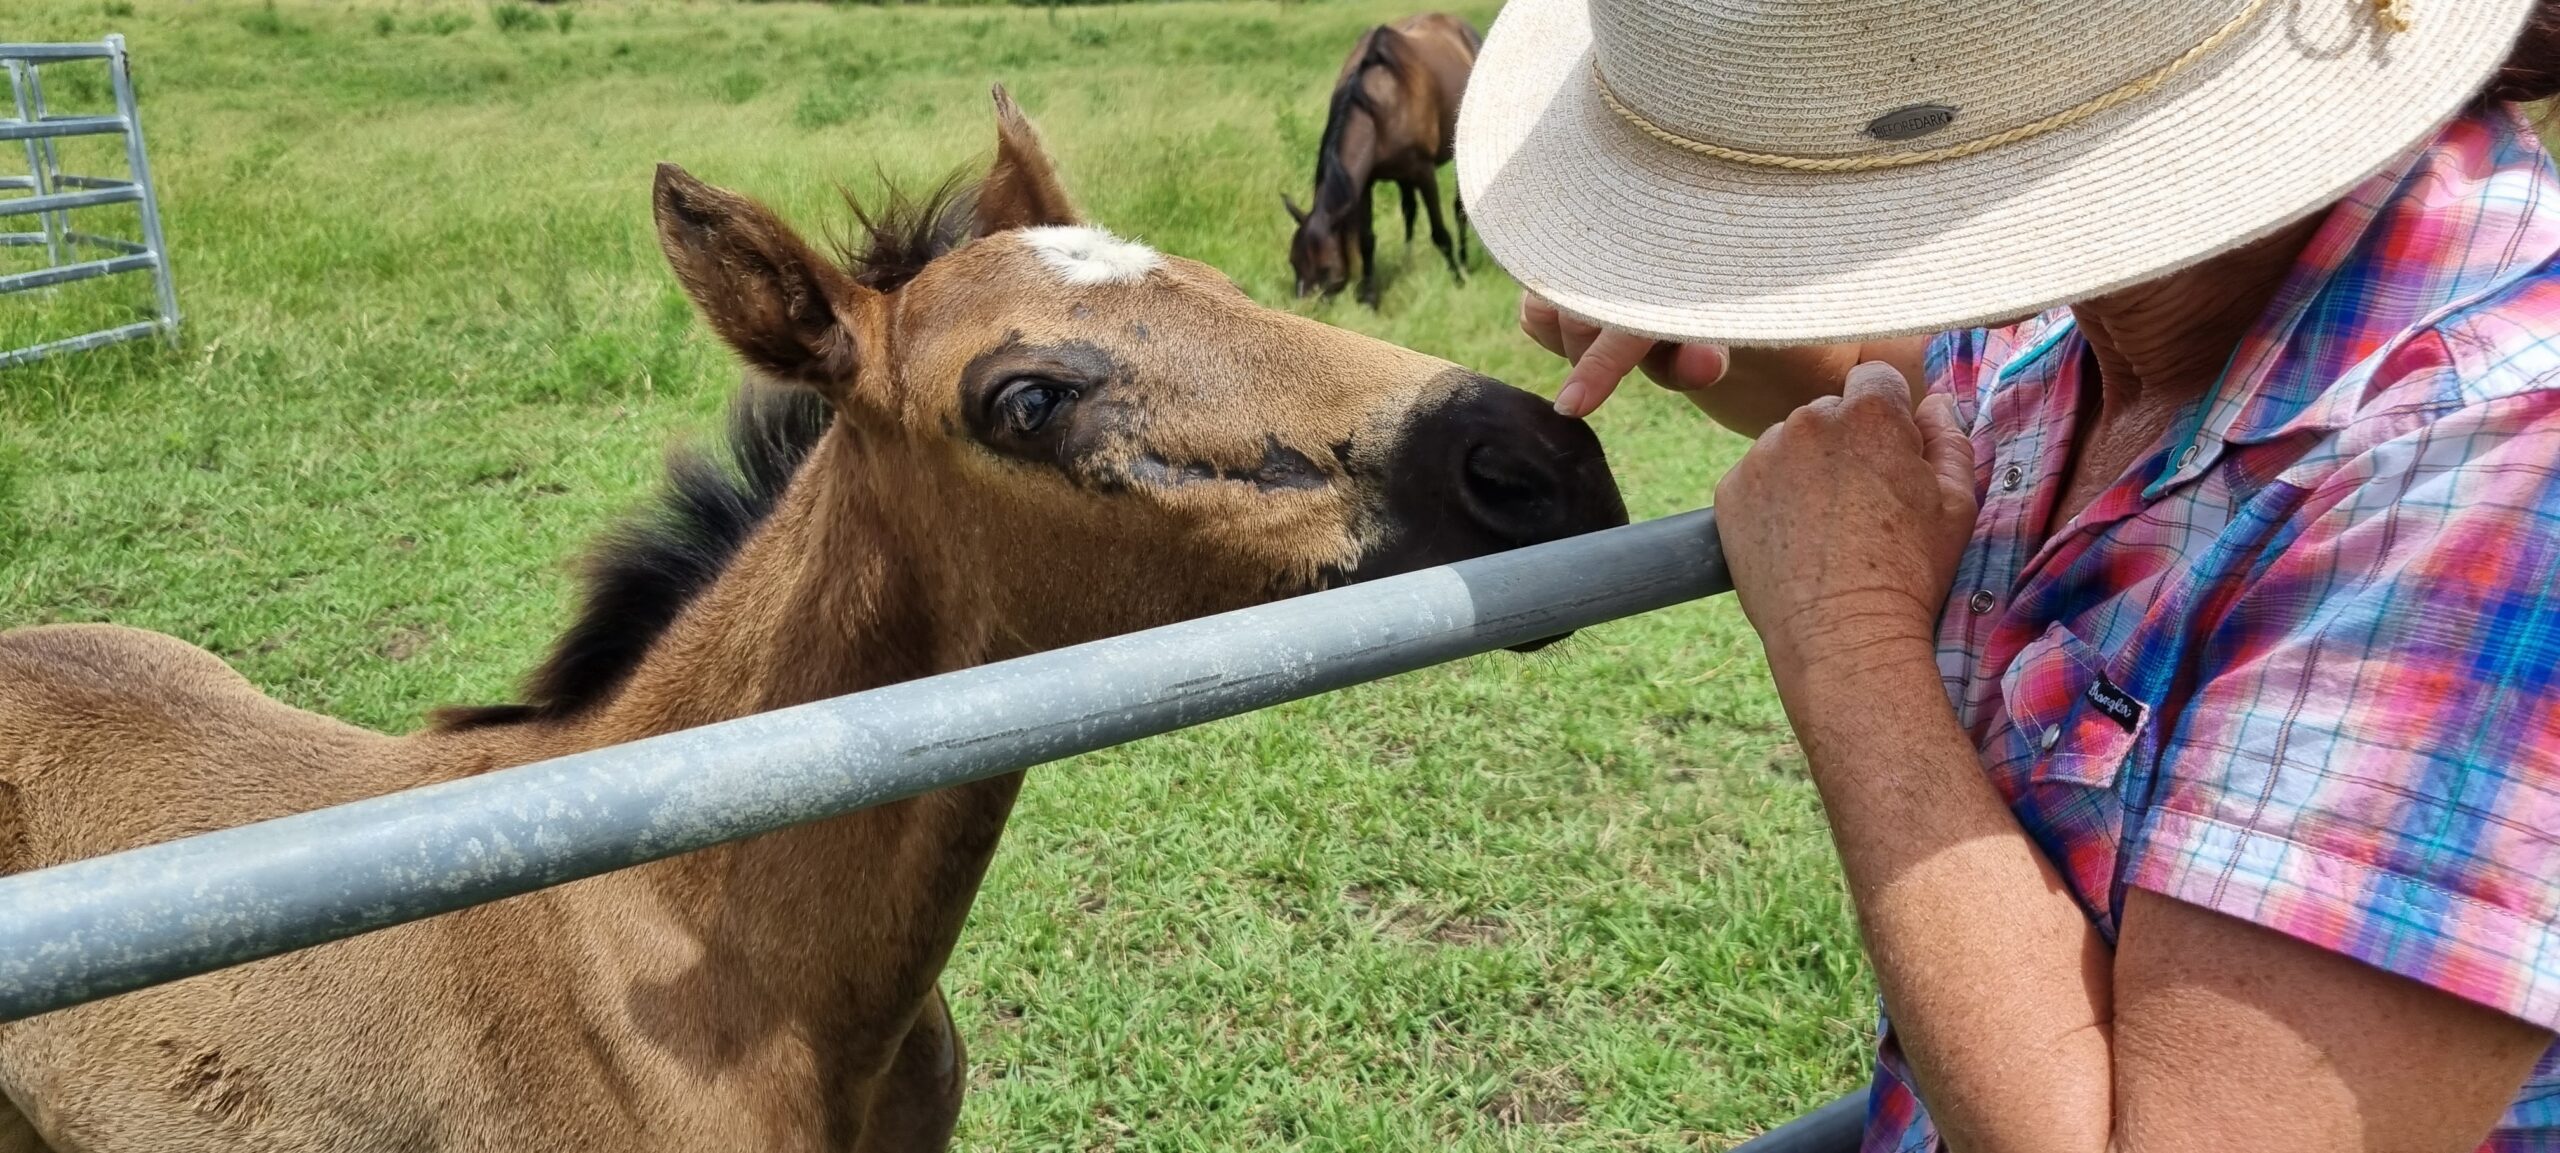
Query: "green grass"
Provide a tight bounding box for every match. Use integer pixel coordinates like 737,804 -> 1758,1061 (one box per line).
0,0 -> 1871,1146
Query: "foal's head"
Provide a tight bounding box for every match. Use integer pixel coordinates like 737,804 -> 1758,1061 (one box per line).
652,88 -> 1623,657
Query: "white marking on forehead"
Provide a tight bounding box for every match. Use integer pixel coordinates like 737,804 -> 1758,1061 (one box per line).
1018,225 -> 1162,286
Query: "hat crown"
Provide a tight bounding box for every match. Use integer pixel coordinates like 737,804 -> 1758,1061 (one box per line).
1591,0 -> 2255,159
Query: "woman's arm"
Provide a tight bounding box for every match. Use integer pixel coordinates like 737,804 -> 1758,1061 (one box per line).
1722,364 -> 2554,1153
1790,644 -> 2549,1153
1516,293 -> 1928,432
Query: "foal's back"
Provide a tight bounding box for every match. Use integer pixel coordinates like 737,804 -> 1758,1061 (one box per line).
0,625 -> 660,1152
1,624 -> 406,874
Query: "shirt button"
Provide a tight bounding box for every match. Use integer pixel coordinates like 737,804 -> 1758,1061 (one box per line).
2001,465 -> 2024,492
2040,726 -> 2062,751
2177,445 -> 2199,468
1968,590 -> 1997,614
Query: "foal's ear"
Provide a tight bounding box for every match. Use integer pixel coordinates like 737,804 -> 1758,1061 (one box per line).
974,85 -> 1080,236
653,163 -> 874,390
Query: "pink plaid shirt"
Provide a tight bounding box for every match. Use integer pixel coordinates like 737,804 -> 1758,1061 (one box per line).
1865,103 -> 2560,1152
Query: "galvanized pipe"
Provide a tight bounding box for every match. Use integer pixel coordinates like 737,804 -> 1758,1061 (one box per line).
0,318 -> 165,369
0,44 -> 116,61
0,509 -> 1730,1022
1730,1091 -> 1867,1153
105,35 -> 180,344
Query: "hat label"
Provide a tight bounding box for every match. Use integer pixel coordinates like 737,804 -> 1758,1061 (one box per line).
1866,104 -> 1957,142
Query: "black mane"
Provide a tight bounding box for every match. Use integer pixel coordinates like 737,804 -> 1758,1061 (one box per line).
1311,26 -> 1402,216
431,177 -> 976,732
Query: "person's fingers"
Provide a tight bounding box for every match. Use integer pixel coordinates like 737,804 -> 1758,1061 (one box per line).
1556,311 -> 1604,365
1655,342 -> 1730,392
1916,392 -> 1976,498
1840,360 -> 1913,412
1555,327 -> 1658,418
1519,294 -> 1567,359
1525,296 -> 1691,418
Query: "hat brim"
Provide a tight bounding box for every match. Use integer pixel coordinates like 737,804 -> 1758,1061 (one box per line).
1456,0 -> 2538,346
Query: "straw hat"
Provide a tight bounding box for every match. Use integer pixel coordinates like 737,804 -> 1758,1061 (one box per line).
1455,0 -> 2539,346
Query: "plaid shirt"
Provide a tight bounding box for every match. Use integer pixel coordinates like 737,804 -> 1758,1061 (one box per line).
1866,103 -> 2560,1153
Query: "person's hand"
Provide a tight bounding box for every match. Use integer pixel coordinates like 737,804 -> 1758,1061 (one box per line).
1713,361 -> 1976,686
1519,293 -> 1730,418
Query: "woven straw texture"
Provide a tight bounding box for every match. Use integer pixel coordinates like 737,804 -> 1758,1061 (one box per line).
1456,0 -> 2537,346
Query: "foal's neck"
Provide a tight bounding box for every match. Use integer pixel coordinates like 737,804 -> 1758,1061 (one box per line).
563,425 -> 1024,1034
591,427 -> 943,733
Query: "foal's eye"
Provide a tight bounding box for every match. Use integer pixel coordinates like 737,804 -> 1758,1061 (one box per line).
994,378 -> 1073,435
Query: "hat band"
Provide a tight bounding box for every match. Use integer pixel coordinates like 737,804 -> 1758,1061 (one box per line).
1594,0 -> 2396,173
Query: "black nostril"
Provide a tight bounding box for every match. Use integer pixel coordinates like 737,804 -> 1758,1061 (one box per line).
1459,441 -> 1563,539
1345,373 -> 1625,591
1464,443 -> 1546,500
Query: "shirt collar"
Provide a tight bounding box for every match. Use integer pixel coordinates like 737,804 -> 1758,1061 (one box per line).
2139,102 -> 2560,498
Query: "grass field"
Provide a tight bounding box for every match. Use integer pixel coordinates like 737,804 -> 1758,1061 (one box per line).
0,1 -> 1869,1146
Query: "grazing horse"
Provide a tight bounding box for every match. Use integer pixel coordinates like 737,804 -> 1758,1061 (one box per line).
1284,12 -> 1480,305
0,88 -> 1624,1153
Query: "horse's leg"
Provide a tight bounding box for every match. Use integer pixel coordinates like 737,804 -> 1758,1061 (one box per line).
1454,184 -> 1471,268
1399,183 -> 1418,245
1420,178 -> 1465,284
0,1094 -> 55,1153
1356,185 -> 1381,307
854,985 -> 966,1153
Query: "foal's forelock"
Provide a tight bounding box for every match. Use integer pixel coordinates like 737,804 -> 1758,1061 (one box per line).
840,176 -> 977,293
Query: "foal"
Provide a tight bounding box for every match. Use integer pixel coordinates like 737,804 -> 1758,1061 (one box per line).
0,89 -> 1623,1152
1284,13 -> 1480,305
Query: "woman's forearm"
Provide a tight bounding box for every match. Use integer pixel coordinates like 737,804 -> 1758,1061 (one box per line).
1777,639 -> 2117,1153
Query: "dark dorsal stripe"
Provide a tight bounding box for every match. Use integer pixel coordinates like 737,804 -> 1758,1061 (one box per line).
430,176 -> 978,732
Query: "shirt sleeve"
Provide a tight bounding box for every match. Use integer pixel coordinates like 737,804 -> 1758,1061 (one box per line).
2127,386 -> 2560,1029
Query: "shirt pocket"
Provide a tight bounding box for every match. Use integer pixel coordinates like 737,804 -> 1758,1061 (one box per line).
1997,622 -> 2148,792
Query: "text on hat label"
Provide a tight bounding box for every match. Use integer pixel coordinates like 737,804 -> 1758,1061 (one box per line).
1866,104 -> 1958,142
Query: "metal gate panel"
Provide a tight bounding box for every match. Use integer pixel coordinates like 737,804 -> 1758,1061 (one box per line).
1,34 -> 178,369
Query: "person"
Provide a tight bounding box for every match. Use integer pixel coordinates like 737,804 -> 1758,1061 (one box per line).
1454,0 -> 2560,1149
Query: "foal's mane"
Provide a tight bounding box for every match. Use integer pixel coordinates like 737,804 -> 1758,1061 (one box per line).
431,177 -> 975,733
1311,25 -> 1403,215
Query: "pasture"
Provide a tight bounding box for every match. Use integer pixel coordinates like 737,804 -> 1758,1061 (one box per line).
0,0 -> 1868,1147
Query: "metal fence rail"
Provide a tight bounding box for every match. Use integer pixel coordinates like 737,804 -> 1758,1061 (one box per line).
0,509 -> 1731,1022
0,510 -> 1872,1147
2,35 -> 180,368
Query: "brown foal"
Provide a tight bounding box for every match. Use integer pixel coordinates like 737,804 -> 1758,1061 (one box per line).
0,89 -> 1623,1152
